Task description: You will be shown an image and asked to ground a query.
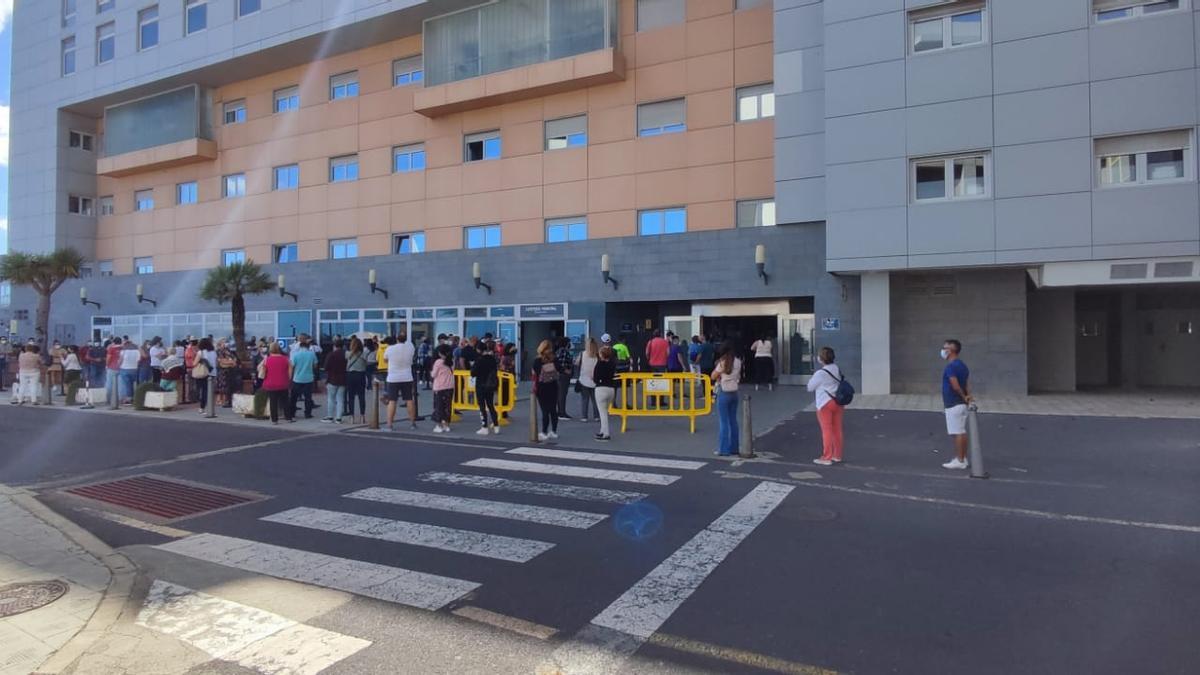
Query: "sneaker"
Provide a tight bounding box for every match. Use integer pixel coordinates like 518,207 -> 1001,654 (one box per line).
432,426 -> 446,434
813,458 -> 833,466
410,422 -> 418,430
538,433 -> 549,442
831,458 -> 843,464
942,458 -> 967,470
560,413 -> 573,420
490,426 -> 500,435
595,434 -> 611,442
321,417 -> 333,423
476,427 -> 490,436
547,431 -> 558,440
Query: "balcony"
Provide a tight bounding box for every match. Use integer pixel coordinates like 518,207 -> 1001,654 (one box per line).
97,85 -> 216,177
415,0 -> 623,117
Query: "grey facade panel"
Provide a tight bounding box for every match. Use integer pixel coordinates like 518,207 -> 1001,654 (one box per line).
774,91 -> 826,138
992,29 -> 1089,95
1090,70 -> 1198,137
826,109 -> 906,164
775,3 -> 825,52
1092,183 -> 1200,246
995,192 -> 1092,251
990,0 -> 1088,44
1093,241 -> 1200,258
905,46 -> 993,107
992,138 -> 1093,199
823,0 -> 903,25
826,207 -> 908,259
775,47 -> 825,96
905,97 -> 993,157
993,84 -> 1090,146
906,250 -> 996,267
777,177 -> 826,224
825,60 -> 906,118
1089,14 -> 1196,82
777,134 -> 826,181
827,158 -> 907,212
823,12 -> 905,71
994,246 -> 1094,265
907,199 -> 995,255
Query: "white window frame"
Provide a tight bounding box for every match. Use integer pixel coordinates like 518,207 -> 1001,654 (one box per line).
393,55 -> 424,86
909,2 -> 988,55
546,217 -> 588,243
222,249 -> 246,266
69,130 -> 95,151
62,37 -> 77,76
273,86 -> 299,113
98,260 -> 114,277
329,155 -> 360,183
273,243 -> 298,264
1094,0 -> 1188,22
637,99 -> 687,137
176,181 -> 198,205
393,232 -> 426,254
736,84 -> 774,122
464,224 -> 502,249
138,6 -> 159,51
96,22 -> 116,64
68,195 -> 95,216
393,144 -> 426,173
97,0 -> 116,13
223,99 -> 247,125
464,130 -> 502,162
134,257 -> 154,275
134,189 -> 154,212
273,164 -> 300,190
185,0 -> 207,35
330,71 -> 360,100
223,173 -> 246,198
638,207 -> 688,236
1094,131 -> 1193,188
236,0 -> 261,18
63,0 -> 77,27
911,153 -> 991,203
545,115 -> 588,150
98,196 -> 115,216
736,198 -> 776,227
0,282 -> 10,308
329,238 -> 358,260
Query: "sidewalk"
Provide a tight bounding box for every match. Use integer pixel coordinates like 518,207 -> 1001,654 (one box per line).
0,487 -> 119,675
851,389 -> 1200,419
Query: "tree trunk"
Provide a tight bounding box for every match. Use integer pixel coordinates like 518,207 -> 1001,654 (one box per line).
36,291 -> 51,366
232,293 -> 248,363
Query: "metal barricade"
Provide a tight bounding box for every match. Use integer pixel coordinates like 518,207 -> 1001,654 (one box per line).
452,370 -> 517,425
610,372 -> 712,433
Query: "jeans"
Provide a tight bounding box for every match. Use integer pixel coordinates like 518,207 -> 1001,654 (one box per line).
325,384 -> 345,421
594,386 -> 615,437
119,369 -> 137,400
0,358 -> 6,388
346,372 -> 366,416
291,381 -> 315,418
266,388 -> 290,422
477,386 -> 498,428
536,381 -> 559,434
579,385 -> 599,421
717,390 -> 740,456
17,372 -> 39,403
106,368 -> 120,400
195,377 -> 209,410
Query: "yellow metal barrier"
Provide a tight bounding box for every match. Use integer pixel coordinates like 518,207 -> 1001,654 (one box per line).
452,369 -> 517,425
610,372 -> 712,433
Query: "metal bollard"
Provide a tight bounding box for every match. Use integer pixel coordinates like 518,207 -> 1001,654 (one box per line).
739,395 -> 756,459
41,371 -> 53,406
368,387 -> 380,430
204,375 -> 217,418
529,384 -> 539,443
109,375 -> 119,410
966,403 -> 988,479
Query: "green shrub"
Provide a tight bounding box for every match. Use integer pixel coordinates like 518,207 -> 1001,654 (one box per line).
133,382 -> 164,410
253,390 -> 269,419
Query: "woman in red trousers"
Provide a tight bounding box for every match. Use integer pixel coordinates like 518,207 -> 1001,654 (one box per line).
807,347 -> 845,466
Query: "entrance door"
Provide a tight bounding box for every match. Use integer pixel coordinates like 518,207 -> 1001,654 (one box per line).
566,320 -> 589,352
665,316 -> 699,343
778,314 -> 816,385
497,321 -> 518,347
278,310 -> 311,340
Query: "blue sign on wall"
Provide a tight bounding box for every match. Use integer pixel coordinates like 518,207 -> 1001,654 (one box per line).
822,317 -> 841,331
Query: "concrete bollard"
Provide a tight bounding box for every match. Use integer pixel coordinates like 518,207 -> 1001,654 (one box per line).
109,375 -> 119,410
204,376 -> 217,418
967,403 -> 988,479
529,384 -> 539,442
368,388 -> 380,430
739,395 -> 756,459
41,371 -> 53,406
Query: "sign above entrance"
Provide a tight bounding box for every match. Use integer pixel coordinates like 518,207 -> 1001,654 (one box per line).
520,304 -> 565,319
822,317 -> 841,331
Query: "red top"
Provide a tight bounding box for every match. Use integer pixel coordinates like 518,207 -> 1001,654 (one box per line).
105,344 -> 122,370
645,337 -> 669,367
261,354 -> 291,391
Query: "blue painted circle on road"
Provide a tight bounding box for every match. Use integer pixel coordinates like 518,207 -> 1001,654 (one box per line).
613,501 -> 664,541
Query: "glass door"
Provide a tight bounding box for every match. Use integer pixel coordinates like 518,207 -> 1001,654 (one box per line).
778,314 -> 816,385
565,320 -> 589,353
497,320 -> 518,347
665,315 -> 699,342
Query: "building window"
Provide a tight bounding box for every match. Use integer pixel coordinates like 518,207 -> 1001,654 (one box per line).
330,72 -> 359,100
736,0 -> 766,8
393,232 -> 426,254
911,2 -> 986,54
97,0 -> 115,12
393,144 -> 426,173
330,238 -> 358,260
79,265 -> 94,279
546,217 -> 587,243
1095,0 -> 1186,21
68,195 -> 95,216
139,6 -> 159,50
464,131 -> 502,162
62,37 -> 77,76
273,243 -> 298,264
737,199 -> 776,227
465,224 -> 502,249
69,131 -> 95,151
274,86 -> 299,113
177,181 -> 198,205
737,84 -> 774,122
134,189 -> 154,211
134,257 -> 154,275
393,55 -> 423,86
63,0 -> 77,27
222,249 -> 246,266
638,99 -> 686,136
639,207 -> 687,236
913,153 -> 989,201
185,0 -> 207,34
96,22 -> 116,64
274,164 -> 299,190
1096,130 -> 1192,187
638,0 -> 685,31
99,260 -> 114,277
223,173 -> 247,198
237,0 -> 260,17
98,196 -> 114,216
545,115 -> 587,150
330,155 -> 359,182
224,100 -> 246,125
0,283 -> 10,308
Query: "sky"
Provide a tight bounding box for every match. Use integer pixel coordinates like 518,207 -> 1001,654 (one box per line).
0,0 -> 11,254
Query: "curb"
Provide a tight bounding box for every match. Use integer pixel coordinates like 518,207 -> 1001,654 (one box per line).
0,485 -> 139,675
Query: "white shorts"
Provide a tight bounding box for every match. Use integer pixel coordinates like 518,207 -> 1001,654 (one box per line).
944,404 -> 968,436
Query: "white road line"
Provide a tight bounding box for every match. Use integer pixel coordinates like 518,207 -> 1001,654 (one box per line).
346,487 -> 607,529
418,472 -> 648,504
543,481 -> 794,674
461,458 -> 681,486
136,580 -> 370,674
261,506 -> 555,563
157,533 -> 478,610
505,447 -> 708,471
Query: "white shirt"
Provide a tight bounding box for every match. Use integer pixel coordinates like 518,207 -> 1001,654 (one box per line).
384,342 -> 415,383
751,340 -> 773,358
712,357 -> 741,393
807,362 -> 842,410
63,353 -> 81,371
149,345 -> 166,367
578,353 -> 598,388
119,348 -> 141,370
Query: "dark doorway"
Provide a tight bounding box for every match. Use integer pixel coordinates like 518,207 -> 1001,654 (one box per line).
519,321 -> 564,378
1075,292 -> 1122,388
701,315 -> 777,381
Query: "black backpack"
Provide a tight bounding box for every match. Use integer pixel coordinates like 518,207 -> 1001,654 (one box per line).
822,368 -> 855,406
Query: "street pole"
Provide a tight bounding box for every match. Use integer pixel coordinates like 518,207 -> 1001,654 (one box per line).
967,403 -> 988,479
204,375 -> 216,418
41,371 -> 53,406
368,386 -> 379,430
739,395 -> 756,459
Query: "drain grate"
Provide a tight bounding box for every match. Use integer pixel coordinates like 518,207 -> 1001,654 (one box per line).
0,580 -> 69,618
64,475 -> 259,521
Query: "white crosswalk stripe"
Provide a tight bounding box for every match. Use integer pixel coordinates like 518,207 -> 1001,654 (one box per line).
261,506 -> 555,562
418,471 -> 649,504
346,487 -> 608,529
157,533 -> 479,610
461,458 -> 681,485
505,446 -> 708,470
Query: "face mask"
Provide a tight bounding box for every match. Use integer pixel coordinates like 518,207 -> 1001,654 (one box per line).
940,349 -> 950,360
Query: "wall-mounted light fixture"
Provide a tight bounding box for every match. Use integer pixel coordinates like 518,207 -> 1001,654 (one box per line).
755,244 -> 769,285
80,287 -> 102,309
473,262 -> 493,294
601,254 -> 619,290
135,283 -> 157,307
277,274 -> 298,302
368,269 -> 389,299
8,319 -> 17,336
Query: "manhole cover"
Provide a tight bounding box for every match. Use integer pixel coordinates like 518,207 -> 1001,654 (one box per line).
782,507 -> 839,522
63,475 -> 262,522
0,580 -> 69,618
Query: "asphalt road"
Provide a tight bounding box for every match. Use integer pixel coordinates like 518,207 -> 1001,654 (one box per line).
3,404 -> 1198,674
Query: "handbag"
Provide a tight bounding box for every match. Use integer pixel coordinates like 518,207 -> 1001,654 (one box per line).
192,357 -> 210,379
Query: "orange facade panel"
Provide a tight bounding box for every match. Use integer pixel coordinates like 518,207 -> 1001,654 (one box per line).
97,138 -> 218,178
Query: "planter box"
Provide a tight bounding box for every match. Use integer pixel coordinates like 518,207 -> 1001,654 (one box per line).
232,393 -> 258,417
143,390 -> 178,411
82,388 -> 108,406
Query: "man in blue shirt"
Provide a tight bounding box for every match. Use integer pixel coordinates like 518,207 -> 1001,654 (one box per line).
940,338 -> 973,470
289,335 -> 318,419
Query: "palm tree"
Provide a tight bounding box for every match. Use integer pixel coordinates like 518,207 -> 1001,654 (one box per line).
0,248 -> 86,363
199,261 -> 275,361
